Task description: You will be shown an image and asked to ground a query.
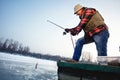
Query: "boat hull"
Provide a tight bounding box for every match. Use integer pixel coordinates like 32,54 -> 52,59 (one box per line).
57,60 -> 120,80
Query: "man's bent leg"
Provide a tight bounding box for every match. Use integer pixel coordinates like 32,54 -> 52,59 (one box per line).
72,37 -> 86,61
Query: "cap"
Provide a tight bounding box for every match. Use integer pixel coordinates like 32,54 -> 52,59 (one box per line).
74,4 -> 83,14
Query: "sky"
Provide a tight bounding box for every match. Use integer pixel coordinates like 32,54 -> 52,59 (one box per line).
0,0 -> 120,58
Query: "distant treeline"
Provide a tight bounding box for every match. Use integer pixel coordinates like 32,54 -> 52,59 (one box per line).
27,52 -> 62,61
0,37 -> 30,54
0,37 -> 63,61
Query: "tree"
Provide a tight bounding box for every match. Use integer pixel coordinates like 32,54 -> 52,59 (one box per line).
12,41 -> 19,52
18,44 -> 23,53
2,39 -> 9,50
7,39 -> 14,51
0,37 -> 31,55
23,46 -> 30,53
5,39 -> 19,53
0,37 -> 4,49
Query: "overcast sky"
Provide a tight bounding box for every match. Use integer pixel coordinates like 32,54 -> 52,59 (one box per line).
0,0 -> 120,57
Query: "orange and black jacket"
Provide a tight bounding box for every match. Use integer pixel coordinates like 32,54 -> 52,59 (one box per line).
71,7 -> 108,38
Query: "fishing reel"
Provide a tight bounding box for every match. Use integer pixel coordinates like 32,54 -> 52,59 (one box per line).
63,32 -> 67,35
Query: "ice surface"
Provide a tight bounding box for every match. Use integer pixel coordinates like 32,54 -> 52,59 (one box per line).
0,52 -> 57,80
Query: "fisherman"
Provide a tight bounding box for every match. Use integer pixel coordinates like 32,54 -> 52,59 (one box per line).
65,4 -> 110,62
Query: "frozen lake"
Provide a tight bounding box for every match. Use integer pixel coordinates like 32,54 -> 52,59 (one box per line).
0,52 -> 58,80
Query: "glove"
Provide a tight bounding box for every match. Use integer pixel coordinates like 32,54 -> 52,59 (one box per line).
65,28 -> 71,33
65,28 -> 77,36
70,29 -> 77,36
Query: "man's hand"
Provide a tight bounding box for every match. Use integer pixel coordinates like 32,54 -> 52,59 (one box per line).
70,29 -> 77,36
65,28 -> 77,36
65,28 -> 71,33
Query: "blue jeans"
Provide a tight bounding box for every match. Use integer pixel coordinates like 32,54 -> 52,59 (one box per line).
72,30 -> 109,61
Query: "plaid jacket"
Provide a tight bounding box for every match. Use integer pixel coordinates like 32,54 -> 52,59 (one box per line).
72,7 -> 108,37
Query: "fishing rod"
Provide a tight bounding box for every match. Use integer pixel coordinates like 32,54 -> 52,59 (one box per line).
47,20 -> 75,49
47,20 -> 67,35
47,20 -> 65,30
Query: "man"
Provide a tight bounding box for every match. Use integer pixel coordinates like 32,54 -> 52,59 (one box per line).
65,4 -> 109,62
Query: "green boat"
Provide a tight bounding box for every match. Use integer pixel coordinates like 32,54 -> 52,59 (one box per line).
57,60 -> 120,80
